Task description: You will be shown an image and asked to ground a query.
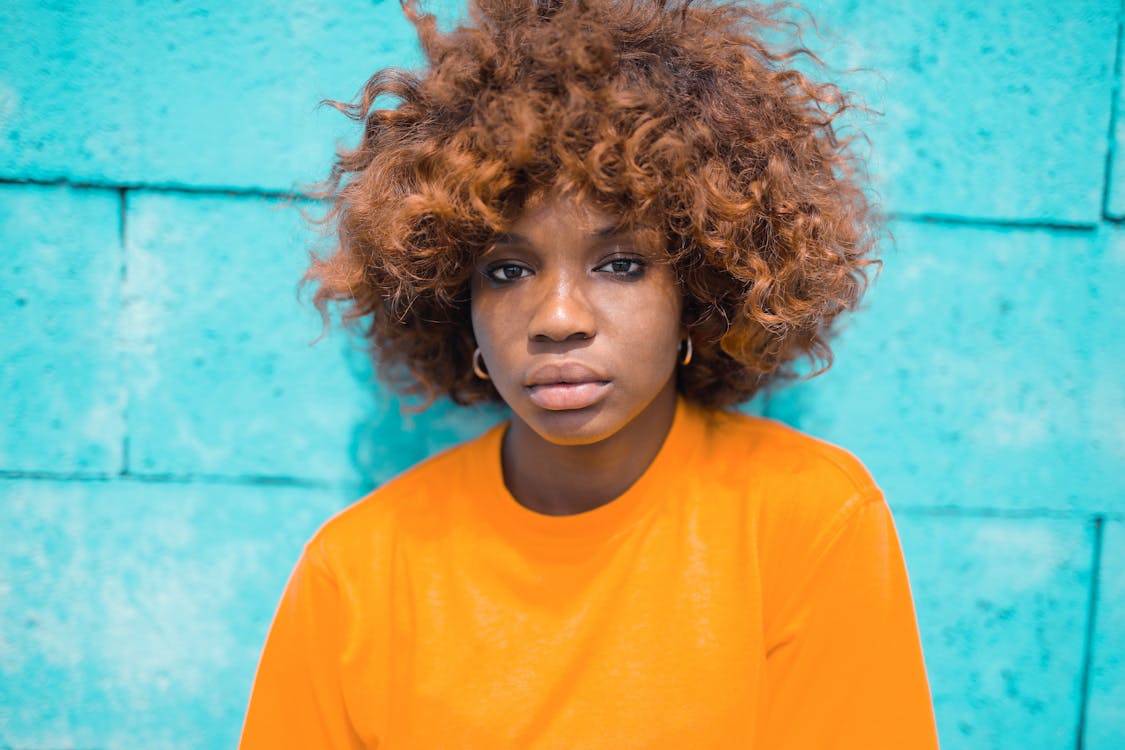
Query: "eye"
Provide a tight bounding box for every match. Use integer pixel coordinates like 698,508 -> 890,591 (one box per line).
485,263 -> 532,282
595,257 -> 646,278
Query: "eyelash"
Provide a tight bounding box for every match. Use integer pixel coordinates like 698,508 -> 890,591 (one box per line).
596,257 -> 646,277
485,264 -> 532,282
482,257 -> 647,283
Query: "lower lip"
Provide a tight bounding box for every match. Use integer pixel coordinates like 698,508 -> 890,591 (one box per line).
527,381 -> 612,410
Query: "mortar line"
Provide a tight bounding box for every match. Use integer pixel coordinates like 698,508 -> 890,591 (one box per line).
1101,0 -> 1125,220
0,174 -> 1112,228
0,468 -> 362,492
118,187 -> 131,477
892,505 -> 1124,521
0,175 -> 313,202
888,211 -> 1098,233
2,470 -> 1118,520
1075,515 -> 1105,749
0,176 -> 120,194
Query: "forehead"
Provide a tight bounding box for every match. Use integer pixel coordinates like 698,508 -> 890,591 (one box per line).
513,191 -> 620,233
497,191 -> 664,252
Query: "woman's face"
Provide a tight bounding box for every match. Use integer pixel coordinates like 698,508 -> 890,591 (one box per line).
470,192 -> 684,446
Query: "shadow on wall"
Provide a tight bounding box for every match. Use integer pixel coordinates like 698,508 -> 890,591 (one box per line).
343,337 -> 509,490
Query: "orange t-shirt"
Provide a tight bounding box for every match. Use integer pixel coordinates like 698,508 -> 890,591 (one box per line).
240,399 -> 938,748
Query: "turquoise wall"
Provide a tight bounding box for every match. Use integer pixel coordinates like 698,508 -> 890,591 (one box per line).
1,1 -> 1122,747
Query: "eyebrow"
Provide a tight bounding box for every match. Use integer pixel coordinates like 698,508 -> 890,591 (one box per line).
490,225 -> 630,246
594,225 -> 630,240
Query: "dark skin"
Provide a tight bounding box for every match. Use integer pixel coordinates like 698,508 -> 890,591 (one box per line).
470,192 -> 686,516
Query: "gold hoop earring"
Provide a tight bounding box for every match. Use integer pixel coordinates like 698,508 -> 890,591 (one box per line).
679,336 -> 693,366
472,348 -> 490,380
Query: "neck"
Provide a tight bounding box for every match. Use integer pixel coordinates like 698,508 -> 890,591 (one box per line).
501,385 -> 678,516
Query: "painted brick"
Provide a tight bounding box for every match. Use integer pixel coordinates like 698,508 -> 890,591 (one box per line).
895,513 -> 1094,749
0,0 -> 432,191
3,1 -> 1118,224
767,221 -> 1125,513
1,2 -> 1121,747
0,183 -> 124,472
1088,520 -> 1125,750
1108,14 -> 1125,219
0,477 -> 350,750
122,191 -> 504,483
341,393 -> 508,491
2,491 -> 1096,750
804,0 -> 1117,223
124,192 -> 361,482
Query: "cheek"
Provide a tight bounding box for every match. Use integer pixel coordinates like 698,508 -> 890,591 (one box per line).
469,292 -> 486,347
604,284 -> 683,363
469,286 -> 522,380
629,270 -> 683,335
469,279 -> 500,348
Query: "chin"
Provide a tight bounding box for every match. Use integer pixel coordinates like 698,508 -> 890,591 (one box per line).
517,400 -> 627,446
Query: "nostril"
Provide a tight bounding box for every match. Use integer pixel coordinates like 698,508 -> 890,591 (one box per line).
527,293 -> 597,342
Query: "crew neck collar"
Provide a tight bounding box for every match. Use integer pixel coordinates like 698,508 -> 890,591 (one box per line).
471,396 -> 705,548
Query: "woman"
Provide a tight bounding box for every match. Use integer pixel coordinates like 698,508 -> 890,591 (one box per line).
241,0 -> 939,746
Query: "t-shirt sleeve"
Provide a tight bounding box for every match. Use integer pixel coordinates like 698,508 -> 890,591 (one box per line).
758,488 -> 939,749
239,541 -> 365,750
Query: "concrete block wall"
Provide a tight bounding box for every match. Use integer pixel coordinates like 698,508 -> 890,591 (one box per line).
1,1 -> 1121,748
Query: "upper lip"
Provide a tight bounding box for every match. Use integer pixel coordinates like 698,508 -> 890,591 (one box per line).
525,361 -> 609,387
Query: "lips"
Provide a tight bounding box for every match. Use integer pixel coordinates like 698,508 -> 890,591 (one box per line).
525,362 -> 612,410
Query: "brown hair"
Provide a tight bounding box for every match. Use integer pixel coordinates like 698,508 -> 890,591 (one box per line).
304,0 -> 878,409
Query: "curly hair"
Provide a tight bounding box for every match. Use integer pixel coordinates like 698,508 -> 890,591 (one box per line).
304,0 -> 878,409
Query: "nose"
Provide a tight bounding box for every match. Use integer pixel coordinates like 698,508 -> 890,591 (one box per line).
528,271 -> 596,343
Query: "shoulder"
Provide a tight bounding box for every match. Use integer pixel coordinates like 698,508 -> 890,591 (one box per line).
692,411 -> 901,629
698,407 -> 878,501
688,406 -> 885,552
303,421 -> 505,571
